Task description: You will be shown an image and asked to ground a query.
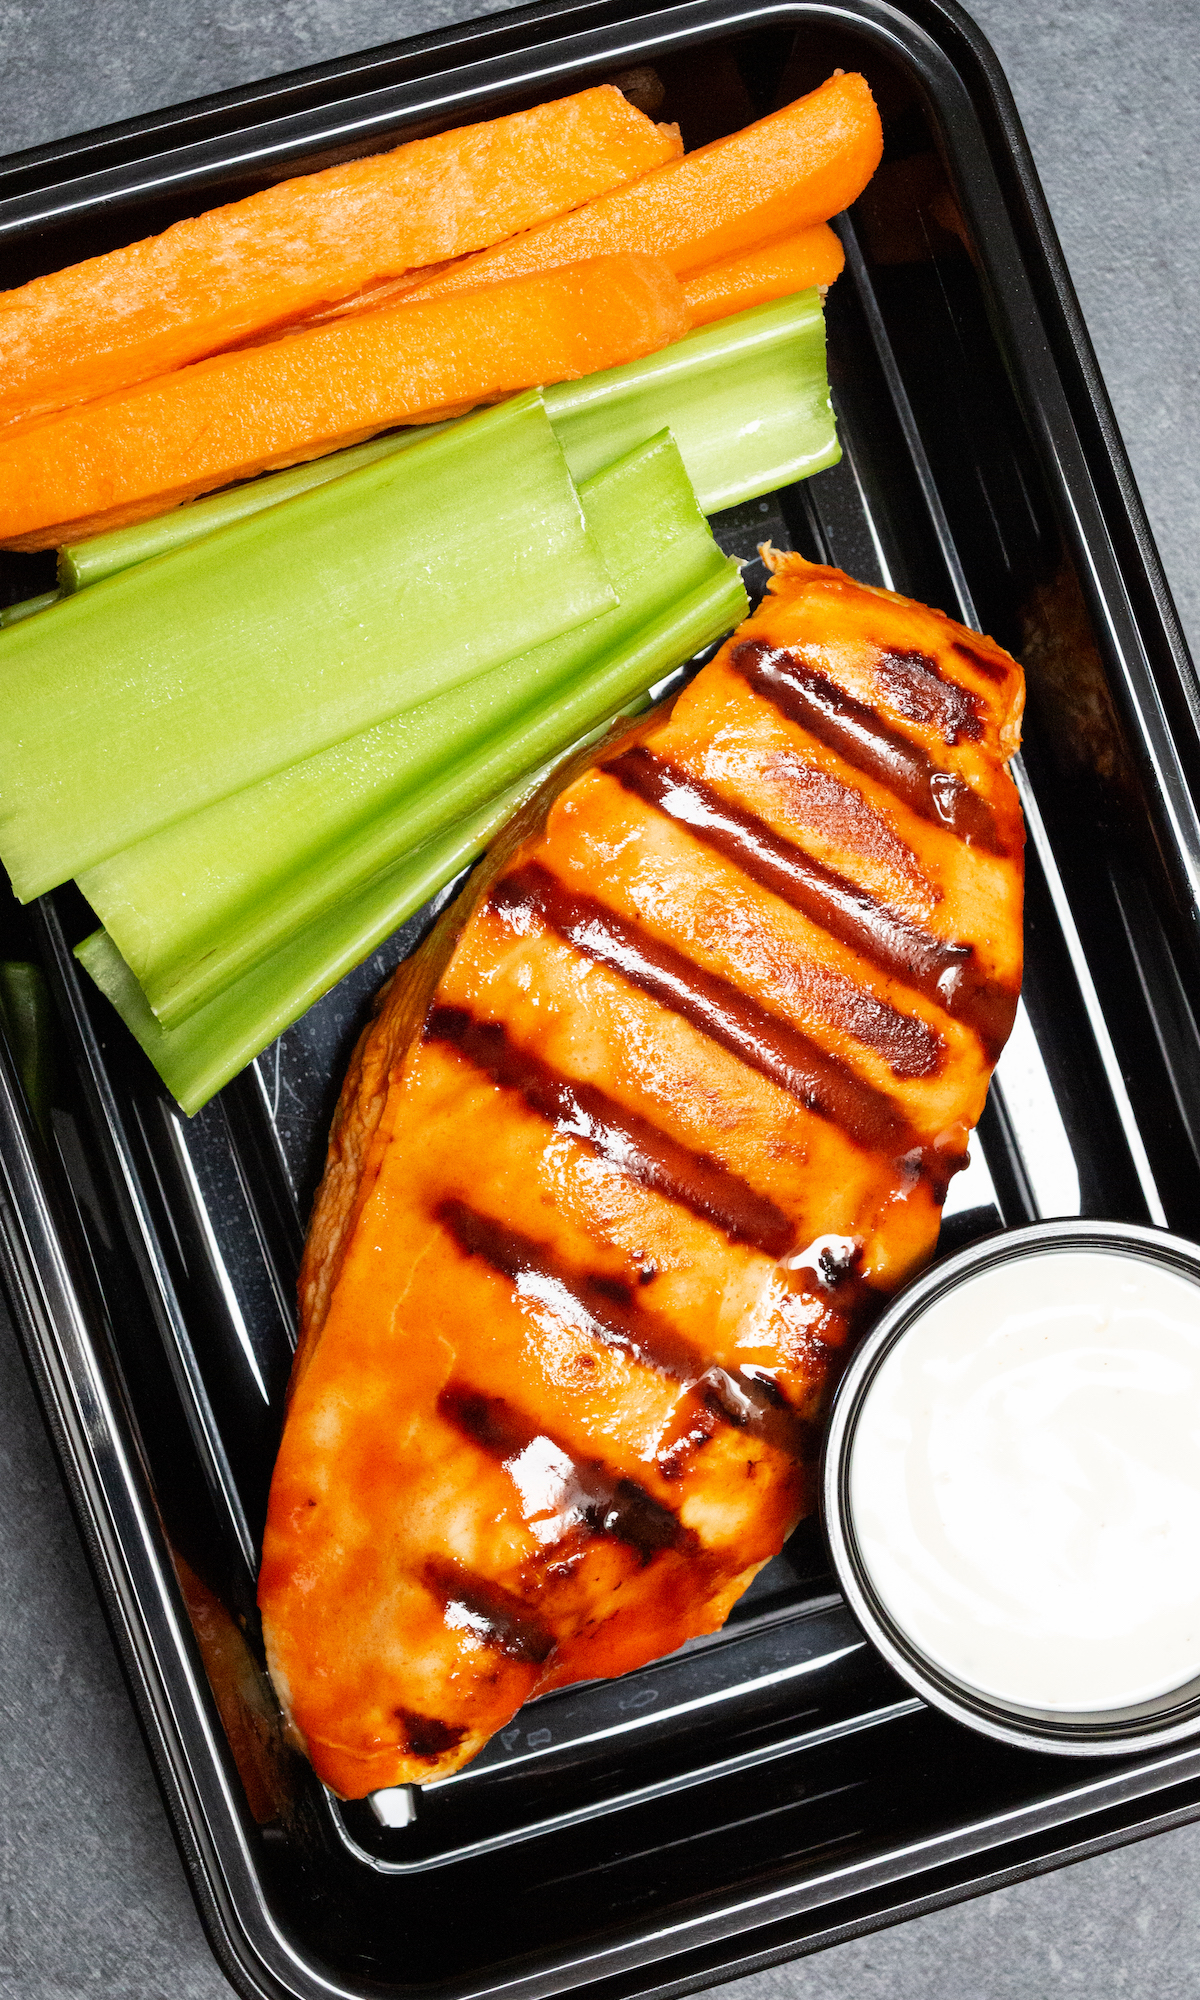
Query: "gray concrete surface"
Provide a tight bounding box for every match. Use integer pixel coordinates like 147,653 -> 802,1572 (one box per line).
1,1 -> 1198,1995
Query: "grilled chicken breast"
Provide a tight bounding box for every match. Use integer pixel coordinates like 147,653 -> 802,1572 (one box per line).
259,553 -> 1025,1797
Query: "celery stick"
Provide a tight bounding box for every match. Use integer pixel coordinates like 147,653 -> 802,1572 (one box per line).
144,550 -> 744,1025
76,557 -> 745,1113
0,590 -> 59,627
546,291 -> 839,511
75,772 -> 548,1118
0,393 -> 614,902
54,293 -> 839,601
79,431 -> 729,1020
57,427 -> 448,594
0,960 -> 55,1137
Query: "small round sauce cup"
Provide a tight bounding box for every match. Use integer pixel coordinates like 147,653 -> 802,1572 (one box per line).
821,1220 -> 1200,1756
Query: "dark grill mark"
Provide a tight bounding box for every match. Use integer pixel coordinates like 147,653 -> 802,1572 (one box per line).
873,647 -> 983,744
490,863 -> 915,1153
422,1555 -> 555,1665
435,1196 -> 703,1381
821,978 -> 941,1079
394,1708 -> 467,1760
949,636 -> 1009,685
657,1367 -> 814,1479
595,1478 -> 687,1560
435,1203 -> 808,1460
730,641 -> 1005,853
439,1381 -> 531,1458
701,1364 -> 813,1451
601,748 -> 1015,1059
656,1401 -> 721,1480
783,1234 -> 884,1336
763,754 -> 935,909
423,1003 -> 794,1257
438,1381 -> 688,1564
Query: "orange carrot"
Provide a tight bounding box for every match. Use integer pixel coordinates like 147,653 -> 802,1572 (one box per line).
0,89 -> 681,432
681,222 -> 845,325
401,73 -> 881,305
0,256 -> 688,551
252,218 -> 845,344
268,218 -> 844,347
259,267 -> 455,336
217,78 -> 870,347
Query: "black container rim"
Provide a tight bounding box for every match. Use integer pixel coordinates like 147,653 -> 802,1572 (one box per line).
822,1220 -> 1200,1758
5,4 -> 1200,1998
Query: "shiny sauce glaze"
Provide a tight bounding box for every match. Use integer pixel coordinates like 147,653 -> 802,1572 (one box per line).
258,553 -> 1025,1796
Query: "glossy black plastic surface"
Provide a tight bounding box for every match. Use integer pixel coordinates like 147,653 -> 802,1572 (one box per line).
4,3 -> 1200,1997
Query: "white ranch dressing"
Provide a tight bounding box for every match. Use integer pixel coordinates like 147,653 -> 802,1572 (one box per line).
849,1249 -> 1200,1713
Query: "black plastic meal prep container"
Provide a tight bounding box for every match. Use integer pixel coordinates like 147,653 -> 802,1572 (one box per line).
3,2 -> 1200,1994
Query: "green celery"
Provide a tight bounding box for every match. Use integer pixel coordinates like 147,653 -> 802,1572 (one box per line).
57,427 -> 450,594
81,433 -> 744,1025
545,291 -> 839,510
141,554 -> 742,1026
0,393 -> 614,902
75,770 -> 553,1118
76,556 -> 745,1113
54,292 -> 839,599
0,590 -> 59,627
0,960 -> 55,1137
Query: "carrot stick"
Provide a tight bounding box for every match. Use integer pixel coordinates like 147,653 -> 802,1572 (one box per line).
681,222 -> 845,325
257,218 -> 843,343
286,266 -> 456,330
0,255 -> 688,552
0,88 -> 681,431
208,78 -> 870,348
400,73 -> 881,306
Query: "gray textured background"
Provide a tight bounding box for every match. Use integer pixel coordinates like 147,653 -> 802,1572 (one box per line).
1,1 -> 1198,1995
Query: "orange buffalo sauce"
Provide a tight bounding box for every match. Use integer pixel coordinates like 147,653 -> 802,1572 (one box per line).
259,555 -> 1024,1797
